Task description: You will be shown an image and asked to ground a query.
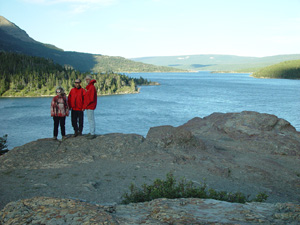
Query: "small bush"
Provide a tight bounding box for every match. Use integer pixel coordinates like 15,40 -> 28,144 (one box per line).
122,172 -> 268,204
0,134 -> 9,156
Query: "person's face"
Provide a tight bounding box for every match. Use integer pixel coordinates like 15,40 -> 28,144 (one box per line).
86,78 -> 91,84
56,90 -> 62,95
74,81 -> 81,88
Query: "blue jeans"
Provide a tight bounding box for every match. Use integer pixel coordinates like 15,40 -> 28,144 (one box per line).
86,109 -> 95,135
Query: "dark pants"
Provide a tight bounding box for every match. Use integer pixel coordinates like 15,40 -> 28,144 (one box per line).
71,110 -> 84,133
53,116 -> 66,137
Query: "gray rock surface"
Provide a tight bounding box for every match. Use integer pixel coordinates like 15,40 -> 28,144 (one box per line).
1,197 -> 299,224
0,111 -> 299,223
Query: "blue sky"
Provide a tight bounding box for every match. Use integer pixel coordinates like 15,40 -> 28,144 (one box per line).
1,0 -> 300,58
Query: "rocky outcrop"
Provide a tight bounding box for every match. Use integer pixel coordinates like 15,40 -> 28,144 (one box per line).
180,111 -> 300,156
0,111 -> 300,223
1,197 -> 299,225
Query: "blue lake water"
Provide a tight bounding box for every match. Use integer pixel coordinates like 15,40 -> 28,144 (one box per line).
1,71 -> 300,149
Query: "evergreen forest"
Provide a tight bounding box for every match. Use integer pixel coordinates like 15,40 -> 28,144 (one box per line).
251,60 -> 300,79
0,52 -> 156,97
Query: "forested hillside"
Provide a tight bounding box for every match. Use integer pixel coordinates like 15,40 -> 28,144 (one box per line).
251,60 -> 300,79
0,52 -> 155,97
0,16 -> 184,73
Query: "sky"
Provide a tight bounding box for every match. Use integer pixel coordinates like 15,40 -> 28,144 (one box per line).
1,0 -> 300,58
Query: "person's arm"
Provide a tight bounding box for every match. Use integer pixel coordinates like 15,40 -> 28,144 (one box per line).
50,97 -> 55,117
82,88 -> 86,111
65,96 -> 70,116
84,89 -> 93,108
67,90 -> 72,109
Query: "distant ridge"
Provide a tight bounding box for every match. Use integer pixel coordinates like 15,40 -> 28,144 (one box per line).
0,16 -> 184,73
2,15 -> 299,73
0,16 -> 35,43
131,54 -> 300,72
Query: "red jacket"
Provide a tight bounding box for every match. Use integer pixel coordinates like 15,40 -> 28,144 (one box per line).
51,94 -> 69,117
83,79 -> 97,110
68,86 -> 86,111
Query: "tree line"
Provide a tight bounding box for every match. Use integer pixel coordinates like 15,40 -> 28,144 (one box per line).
252,59 -> 300,79
0,52 -> 155,97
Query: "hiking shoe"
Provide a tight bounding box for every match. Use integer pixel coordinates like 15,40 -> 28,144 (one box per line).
87,134 -> 96,139
78,132 -> 83,136
62,136 -> 67,141
53,136 -> 57,140
73,131 -> 78,137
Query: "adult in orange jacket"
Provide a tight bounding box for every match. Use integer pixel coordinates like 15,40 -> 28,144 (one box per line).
68,79 -> 86,137
84,75 -> 97,139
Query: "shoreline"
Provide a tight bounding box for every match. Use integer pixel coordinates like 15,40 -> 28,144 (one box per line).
0,83 -> 159,98
0,90 -> 141,98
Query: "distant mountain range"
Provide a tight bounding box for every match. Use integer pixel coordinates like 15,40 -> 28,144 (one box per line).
0,16 -> 183,73
131,54 -> 300,72
1,15 -> 300,73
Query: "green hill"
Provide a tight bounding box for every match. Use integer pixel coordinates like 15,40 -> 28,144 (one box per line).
131,54 -> 300,72
0,16 -> 184,73
251,60 -> 300,79
0,52 -> 157,97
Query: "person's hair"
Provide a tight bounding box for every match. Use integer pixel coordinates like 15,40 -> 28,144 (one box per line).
85,75 -> 92,80
56,87 -> 65,94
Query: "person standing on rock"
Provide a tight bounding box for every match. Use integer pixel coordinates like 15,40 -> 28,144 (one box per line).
51,87 -> 69,140
83,75 -> 97,139
68,79 -> 86,137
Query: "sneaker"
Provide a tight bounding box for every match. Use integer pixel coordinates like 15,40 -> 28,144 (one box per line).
87,134 -> 96,139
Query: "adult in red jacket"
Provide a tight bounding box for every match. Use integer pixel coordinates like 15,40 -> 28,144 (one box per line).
68,79 -> 86,136
83,75 -> 97,139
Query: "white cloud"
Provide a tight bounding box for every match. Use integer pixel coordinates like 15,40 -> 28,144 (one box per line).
23,0 -> 116,4
22,0 -> 117,14
70,4 -> 91,14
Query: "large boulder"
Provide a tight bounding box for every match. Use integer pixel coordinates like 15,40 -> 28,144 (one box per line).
180,111 -> 300,156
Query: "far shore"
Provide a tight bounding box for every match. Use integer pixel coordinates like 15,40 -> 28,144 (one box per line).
0,83 -> 161,98
0,90 -> 141,98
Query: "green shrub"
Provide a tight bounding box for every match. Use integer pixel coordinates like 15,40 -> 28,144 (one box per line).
122,172 -> 268,204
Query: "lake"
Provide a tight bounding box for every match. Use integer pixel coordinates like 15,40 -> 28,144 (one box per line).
1,71 -> 300,149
